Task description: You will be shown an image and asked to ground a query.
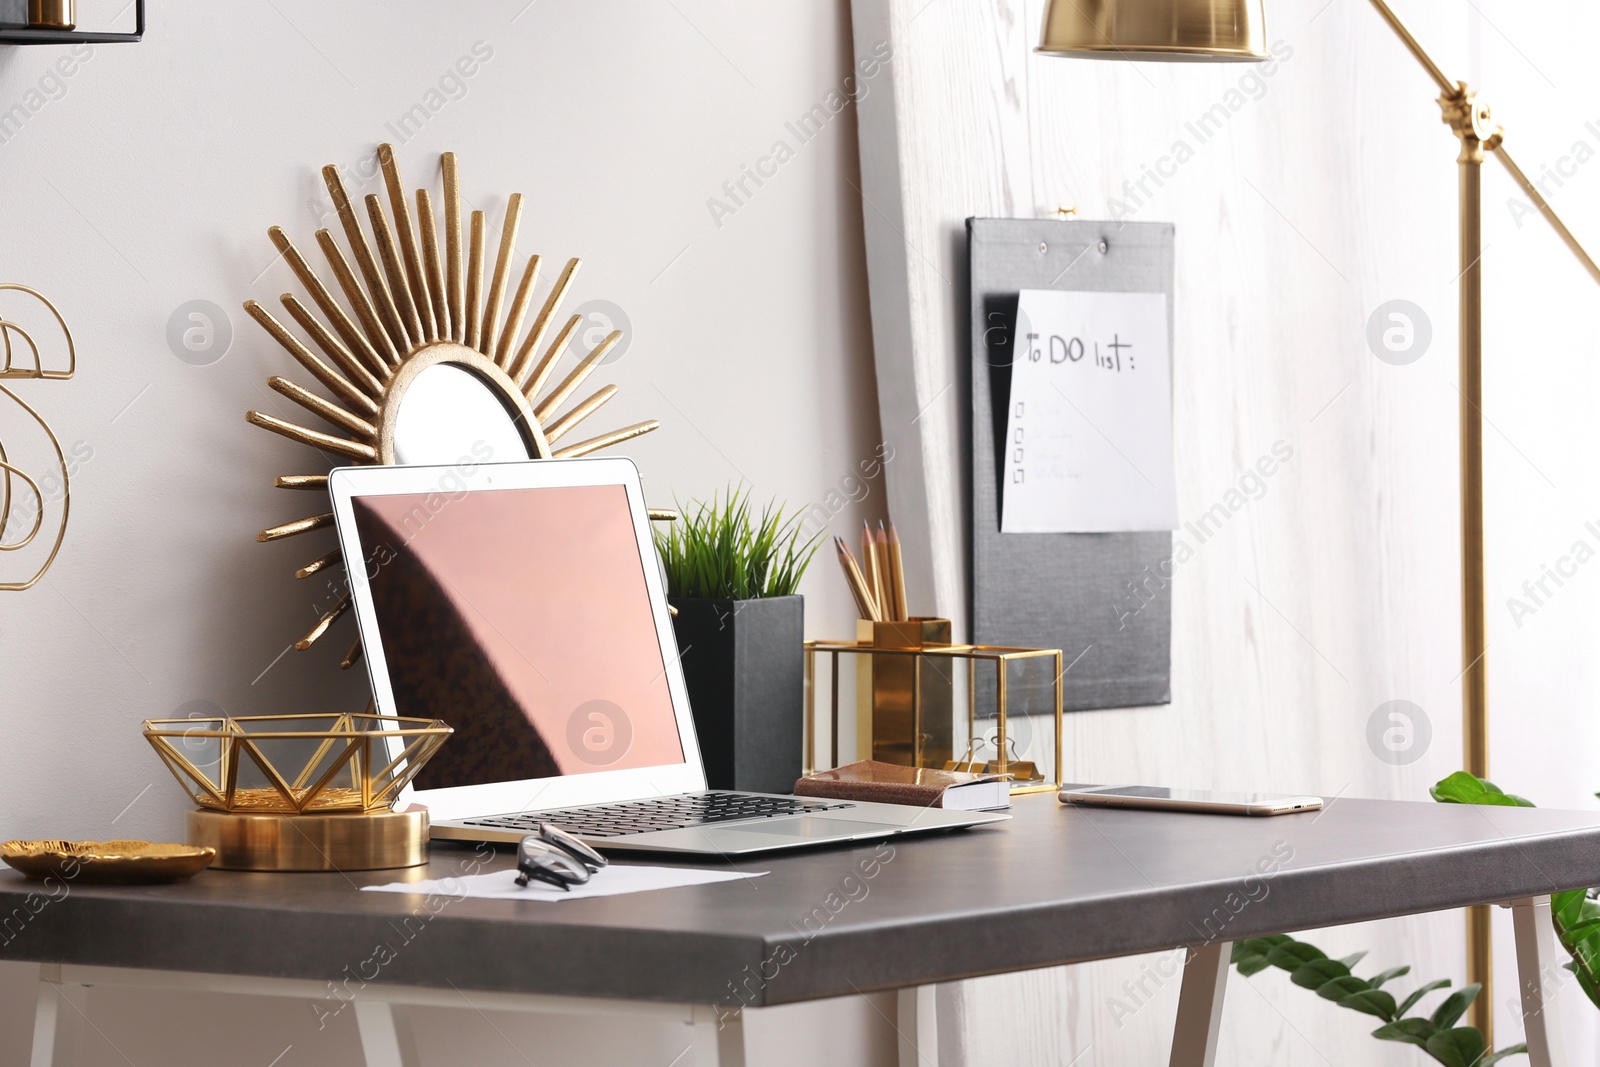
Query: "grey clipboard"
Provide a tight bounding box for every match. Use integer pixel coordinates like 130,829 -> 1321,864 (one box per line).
968,217 -> 1173,711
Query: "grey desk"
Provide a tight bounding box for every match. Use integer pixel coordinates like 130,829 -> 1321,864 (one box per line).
6,795 -> 1600,1067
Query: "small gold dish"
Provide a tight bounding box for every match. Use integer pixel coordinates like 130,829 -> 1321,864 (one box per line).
2,840 -> 216,884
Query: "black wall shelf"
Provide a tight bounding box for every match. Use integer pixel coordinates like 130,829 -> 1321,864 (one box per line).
0,0 -> 141,44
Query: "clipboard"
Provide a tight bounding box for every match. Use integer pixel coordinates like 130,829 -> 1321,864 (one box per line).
968,217 -> 1173,711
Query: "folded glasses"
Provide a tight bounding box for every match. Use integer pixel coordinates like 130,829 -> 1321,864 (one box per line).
515,822 -> 609,891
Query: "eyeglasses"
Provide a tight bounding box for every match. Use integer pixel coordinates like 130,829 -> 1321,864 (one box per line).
515,822 -> 608,891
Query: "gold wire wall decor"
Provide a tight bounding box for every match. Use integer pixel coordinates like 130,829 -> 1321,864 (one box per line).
244,145 -> 662,669
0,284 -> 76,592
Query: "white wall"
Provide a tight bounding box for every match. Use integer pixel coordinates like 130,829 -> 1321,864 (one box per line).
852,0 -> 1600,1063
0,1 -> 897,1064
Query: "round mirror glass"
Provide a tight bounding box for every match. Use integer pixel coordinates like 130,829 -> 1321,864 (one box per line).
392,363 -> 529,466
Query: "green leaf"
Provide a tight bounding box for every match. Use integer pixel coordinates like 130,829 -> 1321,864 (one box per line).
1266,942 -> 1327,971
1480,1045 -> 1529,1066
1368,966 -> 1410,989
1422,1026 -> 1485,1067
1430,983 -> 1480,1030
1562,916 -> 1600,944
1290,958 -> 1351,989
1396,978 -> 1452,1017
1238,934 -> 1292,953
1235,953 -> 1273,977
1337,951 -> 1368,970
1429,771 -> 1533,807
1315,975 -> 1371,1001
1337,988 -> 1397,1022
1371,1018 -> 1437,1048
1553,888 -> 1588,929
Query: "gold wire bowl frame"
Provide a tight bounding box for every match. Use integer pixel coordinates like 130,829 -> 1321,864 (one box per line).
804,639 -> 1065,795
143,713 -> 451,815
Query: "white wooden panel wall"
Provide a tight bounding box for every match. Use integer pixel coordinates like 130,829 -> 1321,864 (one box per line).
851,0 -> 1600,1063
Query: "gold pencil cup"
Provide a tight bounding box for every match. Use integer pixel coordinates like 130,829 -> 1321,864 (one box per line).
27,0 -> 73,28
854,617 -> 954,770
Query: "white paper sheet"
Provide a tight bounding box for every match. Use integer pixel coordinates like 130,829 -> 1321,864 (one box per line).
361,864 -> 764,902
1001,289 -> 1177,533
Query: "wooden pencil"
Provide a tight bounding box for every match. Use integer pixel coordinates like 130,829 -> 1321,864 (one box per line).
873,522 -> 895,621
888,522 -> 909,621
862,521 -> 883,617
834,537 -> 881,621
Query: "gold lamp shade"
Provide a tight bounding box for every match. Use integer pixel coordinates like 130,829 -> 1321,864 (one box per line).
1037,0 -> 1268,61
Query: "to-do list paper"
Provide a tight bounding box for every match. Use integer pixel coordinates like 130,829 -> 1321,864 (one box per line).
1001,289 -> 1177,533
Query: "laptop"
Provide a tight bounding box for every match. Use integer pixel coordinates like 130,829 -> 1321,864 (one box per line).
328,456 -> 1008,855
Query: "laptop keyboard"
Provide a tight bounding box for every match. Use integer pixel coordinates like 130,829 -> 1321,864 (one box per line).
463,792 -> 851,838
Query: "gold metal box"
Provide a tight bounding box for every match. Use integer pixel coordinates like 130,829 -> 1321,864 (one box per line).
805,620 -> 1064,793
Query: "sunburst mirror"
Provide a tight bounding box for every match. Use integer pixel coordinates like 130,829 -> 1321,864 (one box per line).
245,145 -> 660,671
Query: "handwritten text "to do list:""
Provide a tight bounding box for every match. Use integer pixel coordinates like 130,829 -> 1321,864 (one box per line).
1001,289 -> 1177,534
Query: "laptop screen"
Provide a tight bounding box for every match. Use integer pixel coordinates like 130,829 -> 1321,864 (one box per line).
349,483 -> 685,790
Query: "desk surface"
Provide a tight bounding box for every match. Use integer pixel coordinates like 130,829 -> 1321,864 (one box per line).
5,795 -> 1600,1007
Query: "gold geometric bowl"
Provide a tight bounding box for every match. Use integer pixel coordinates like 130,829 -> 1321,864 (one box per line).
142,713 -> 451,815
2,840 -> 216,884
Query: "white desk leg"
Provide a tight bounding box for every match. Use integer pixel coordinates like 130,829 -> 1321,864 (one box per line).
1512,896 -> 1570,1067
896,985 -> 938,1067
354,1001 -> 421,1067
1168,942 -> 1229,1067
687,1004 -> 745,1067
30,965 -> 89,1067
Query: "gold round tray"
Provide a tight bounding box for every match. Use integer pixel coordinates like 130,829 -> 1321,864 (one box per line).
186,807 -> 429,872
2,839 -> 216,884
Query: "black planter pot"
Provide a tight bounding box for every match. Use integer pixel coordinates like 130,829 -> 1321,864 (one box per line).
668,595 -> 804,794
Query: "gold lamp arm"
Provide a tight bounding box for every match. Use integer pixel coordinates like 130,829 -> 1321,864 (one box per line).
1367,0 -> 1600,286
1365,0 -> 1454,94
1494,146 -> 1600,285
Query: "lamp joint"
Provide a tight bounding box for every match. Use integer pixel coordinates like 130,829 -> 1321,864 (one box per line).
1438,82 -> 1503,162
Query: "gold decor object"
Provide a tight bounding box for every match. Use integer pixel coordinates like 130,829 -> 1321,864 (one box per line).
858,617 -> 956,769
187,807 -> 429,872
1036,0 -> 1267,61
0,284 -> 76,592
1037,0 -> 1600,1039
26,0 -> 73,29
142,712 -> 452,815
804,622 -> 1064,795
243,145 -> 660,669
2,840 -> 215,884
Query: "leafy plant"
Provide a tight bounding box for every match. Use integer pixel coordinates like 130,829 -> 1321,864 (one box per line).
653,488 -> 822,600
1430,771 -> 1534,809
1232,935 -> 1526,1065
1432,770 -> 1600,1012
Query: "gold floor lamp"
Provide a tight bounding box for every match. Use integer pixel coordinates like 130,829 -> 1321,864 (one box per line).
1036,0 -> 1600,1042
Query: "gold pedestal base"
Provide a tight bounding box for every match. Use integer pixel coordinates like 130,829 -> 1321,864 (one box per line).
186,808 -> 429,872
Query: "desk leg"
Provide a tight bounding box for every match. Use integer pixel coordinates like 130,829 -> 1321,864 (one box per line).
1511,896 -> 1570,1067
354,1001 -> 421,1067
1168,942 -> 1229,1067
688,1004 -> 745,1067
30,964 -> 89,1067
896,986 -> 938,1067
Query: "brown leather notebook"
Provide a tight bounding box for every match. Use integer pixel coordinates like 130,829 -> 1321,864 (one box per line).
794,760 -> 1011,811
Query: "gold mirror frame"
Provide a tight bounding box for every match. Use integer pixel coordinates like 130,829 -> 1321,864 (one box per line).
244,145 -> 659,669
372,342 -> 549,465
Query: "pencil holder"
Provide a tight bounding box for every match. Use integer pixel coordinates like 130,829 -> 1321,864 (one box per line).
856,617 -> 955,770
804,626 -> 1064,793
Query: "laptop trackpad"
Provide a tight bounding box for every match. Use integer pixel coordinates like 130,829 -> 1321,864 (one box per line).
724,817 -> 905,840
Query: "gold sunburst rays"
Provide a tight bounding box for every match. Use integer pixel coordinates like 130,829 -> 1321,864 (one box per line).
245,145 -> 660,667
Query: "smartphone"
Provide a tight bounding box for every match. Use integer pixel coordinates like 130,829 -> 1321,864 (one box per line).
1058,785 -> 1324,816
